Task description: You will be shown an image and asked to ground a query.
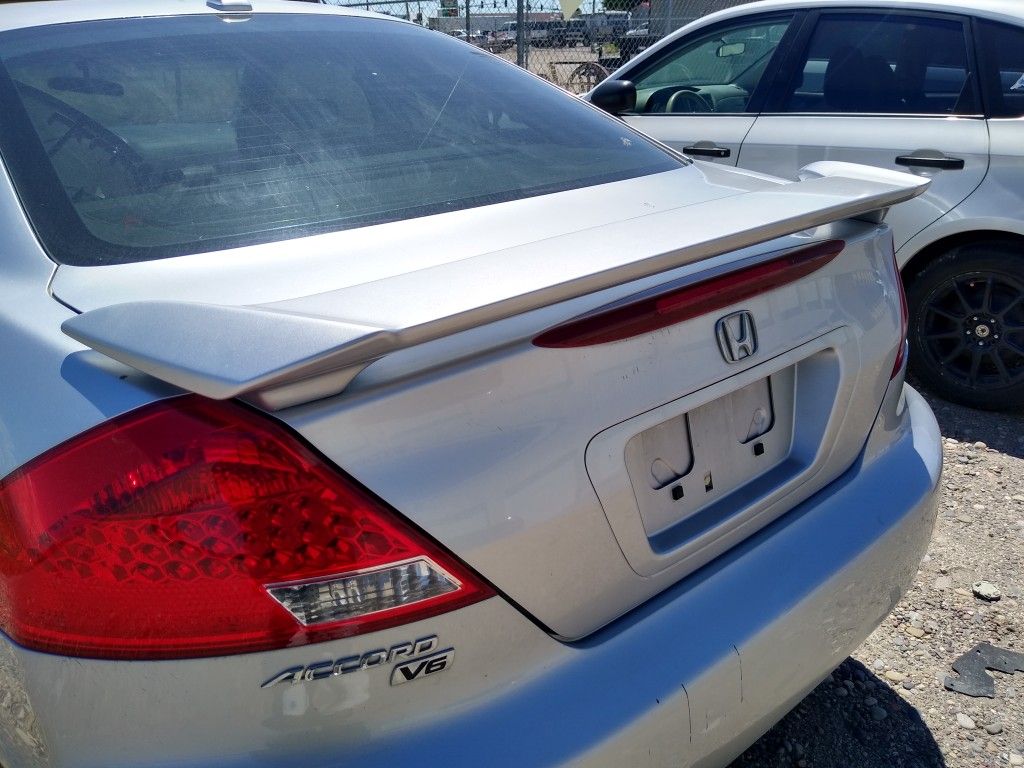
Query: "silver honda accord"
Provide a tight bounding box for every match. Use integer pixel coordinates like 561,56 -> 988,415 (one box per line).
0,1 -> 940,767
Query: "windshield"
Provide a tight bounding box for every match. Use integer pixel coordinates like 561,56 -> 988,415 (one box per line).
0,14 -> 678,266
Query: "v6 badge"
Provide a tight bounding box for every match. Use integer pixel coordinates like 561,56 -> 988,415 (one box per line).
390,648 -> 454,686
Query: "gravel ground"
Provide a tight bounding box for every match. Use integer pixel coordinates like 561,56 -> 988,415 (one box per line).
731,390 -> 1024,768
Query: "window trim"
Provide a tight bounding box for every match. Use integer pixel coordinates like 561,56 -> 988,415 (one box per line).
759,7 -> 984,119
971,16 -> 1024,119
618,10 -> 807,117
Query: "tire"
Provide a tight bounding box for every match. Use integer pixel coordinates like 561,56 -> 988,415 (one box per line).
906,240 -> 1024,410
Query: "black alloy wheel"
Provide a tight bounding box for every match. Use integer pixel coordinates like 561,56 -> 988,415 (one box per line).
907,242 -> 1024,410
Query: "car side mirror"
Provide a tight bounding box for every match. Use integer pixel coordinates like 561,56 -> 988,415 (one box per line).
590,79 -> 636,116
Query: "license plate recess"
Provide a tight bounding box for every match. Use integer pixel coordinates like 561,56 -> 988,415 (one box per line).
625,371 -> 791,538
586,336 -> 844,577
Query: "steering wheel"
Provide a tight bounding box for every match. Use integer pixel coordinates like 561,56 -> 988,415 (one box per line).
665,88 -> 713,114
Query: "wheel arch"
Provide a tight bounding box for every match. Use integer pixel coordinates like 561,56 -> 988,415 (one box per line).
899,229 -> 1024,288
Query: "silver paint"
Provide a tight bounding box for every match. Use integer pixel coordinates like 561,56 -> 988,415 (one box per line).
61,162 -> 928,410
0,3 -> 943,767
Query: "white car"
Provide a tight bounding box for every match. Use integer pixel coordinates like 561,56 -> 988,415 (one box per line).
591,0 -> 1024,410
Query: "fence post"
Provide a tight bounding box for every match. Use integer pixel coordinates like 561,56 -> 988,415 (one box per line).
515,0 -> 526,68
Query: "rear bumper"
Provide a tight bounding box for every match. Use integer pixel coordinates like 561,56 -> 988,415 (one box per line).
0,387 -> 940,768
346,385 -> 942,768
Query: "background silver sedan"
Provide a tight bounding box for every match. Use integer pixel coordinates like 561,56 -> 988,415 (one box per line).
0,1 -> 939,766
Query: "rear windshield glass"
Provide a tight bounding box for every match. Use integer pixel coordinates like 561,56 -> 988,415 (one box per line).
0,14 -> 679,266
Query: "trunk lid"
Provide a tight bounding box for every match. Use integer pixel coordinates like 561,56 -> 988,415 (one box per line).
55,162 -> 927,639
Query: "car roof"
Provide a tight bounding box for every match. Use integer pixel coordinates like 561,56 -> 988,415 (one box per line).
0,0 -> 387,34
693,0 -> 1024,27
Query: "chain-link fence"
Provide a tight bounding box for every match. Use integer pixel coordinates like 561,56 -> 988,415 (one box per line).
319,0 -> 748,93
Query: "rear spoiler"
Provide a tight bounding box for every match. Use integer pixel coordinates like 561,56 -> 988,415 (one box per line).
62,162 -> 928,410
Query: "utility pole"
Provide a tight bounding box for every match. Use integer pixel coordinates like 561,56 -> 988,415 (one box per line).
466,0 -> 471,35
515,0 -> 526,67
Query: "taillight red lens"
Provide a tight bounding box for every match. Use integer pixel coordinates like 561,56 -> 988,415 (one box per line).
891,249 -> 909,380
533,240 -> 845,348
0,396 -> 492,659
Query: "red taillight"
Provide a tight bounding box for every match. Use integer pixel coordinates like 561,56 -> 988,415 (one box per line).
533,240 -> 845,348
891,249 -> 909,380
0,397 -> 492,660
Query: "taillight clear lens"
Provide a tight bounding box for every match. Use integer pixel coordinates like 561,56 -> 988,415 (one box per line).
0,396 -> 492,659
266,558 -> 461,626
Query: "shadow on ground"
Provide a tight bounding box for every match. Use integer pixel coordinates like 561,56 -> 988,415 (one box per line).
914,382 -> 1024,459
729,659 -> 945,768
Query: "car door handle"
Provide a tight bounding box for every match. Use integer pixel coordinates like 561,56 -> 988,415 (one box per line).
895,153 -> 965,170
683,144 -> 731,159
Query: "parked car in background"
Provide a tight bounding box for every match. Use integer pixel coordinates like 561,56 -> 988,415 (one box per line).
496,19 -> 557,47
497,19 -> 554,46
0,1 -> 939,767
448,28 -> 488,45
565,17 -> 592,45
493,20 -> 518,49
598,9 -> 632,40
618,23 -> 660,61
593,0 -> 1024,409
530,19 -> 568,47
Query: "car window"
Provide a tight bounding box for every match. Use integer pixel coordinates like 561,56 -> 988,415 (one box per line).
977,20 -> 1024,118
0,14 -> 679,267
630,16 -> 793,114
781,13 -> 977,115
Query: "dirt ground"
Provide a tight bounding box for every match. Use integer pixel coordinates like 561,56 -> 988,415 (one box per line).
731,389 -> 1024,767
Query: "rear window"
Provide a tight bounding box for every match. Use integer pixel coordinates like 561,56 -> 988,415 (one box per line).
0,14 -> 678,266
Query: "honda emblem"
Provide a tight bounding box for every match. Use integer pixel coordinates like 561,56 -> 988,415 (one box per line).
716,311 -> 757,363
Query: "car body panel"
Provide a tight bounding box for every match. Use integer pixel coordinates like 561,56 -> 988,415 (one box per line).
48,204 -> 917,641
0,160 -> 180,481
0,385 -> 940,768
895,118 -> 1024,264
271,216 -> 904,639
739,115 -> 990,250
0,4 -> 943,767
622,114 -> 756,166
